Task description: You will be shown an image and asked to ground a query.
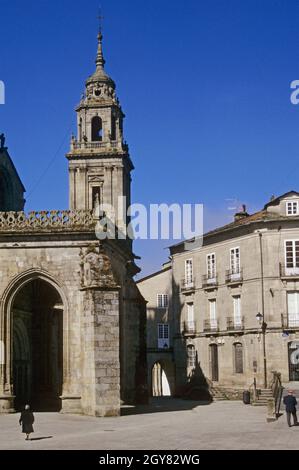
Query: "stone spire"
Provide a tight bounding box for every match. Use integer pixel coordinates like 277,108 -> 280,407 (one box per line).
86,31 -> 115,88
95,31 -> 105,71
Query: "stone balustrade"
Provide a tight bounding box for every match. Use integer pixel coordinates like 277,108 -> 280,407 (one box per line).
0,210 -> 95,232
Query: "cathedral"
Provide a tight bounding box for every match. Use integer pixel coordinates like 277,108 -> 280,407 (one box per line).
0,29 -> 147,416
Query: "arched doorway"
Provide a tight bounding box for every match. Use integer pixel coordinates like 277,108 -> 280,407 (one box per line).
288,340 -> 299,381
151,361 -> 174,397
12,279 -> 64,411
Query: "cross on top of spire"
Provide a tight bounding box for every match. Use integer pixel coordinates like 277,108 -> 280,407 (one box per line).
95,7 -> 106,71
97,7 -> 104,35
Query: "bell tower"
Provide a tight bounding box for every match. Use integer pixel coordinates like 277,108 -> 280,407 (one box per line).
66,29 -> 133,224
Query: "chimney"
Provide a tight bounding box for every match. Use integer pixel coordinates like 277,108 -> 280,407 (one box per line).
234,204 -> 249,222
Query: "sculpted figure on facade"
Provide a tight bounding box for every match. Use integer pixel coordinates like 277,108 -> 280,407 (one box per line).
80,244 -> 118,288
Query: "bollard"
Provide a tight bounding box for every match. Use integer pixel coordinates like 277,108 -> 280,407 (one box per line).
266,398 -> 276,422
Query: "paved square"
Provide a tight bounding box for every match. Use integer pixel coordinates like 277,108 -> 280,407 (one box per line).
0,399 -> 298,450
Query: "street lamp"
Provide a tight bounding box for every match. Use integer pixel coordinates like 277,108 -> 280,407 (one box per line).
256,312 -> 267,388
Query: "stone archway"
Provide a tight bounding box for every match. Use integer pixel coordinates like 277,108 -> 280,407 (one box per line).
0,270 -> 69,413
12,278 -> 63,411
151,360 -> 175,397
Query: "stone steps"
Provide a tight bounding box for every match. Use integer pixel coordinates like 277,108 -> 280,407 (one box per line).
252,388 -> 273,406
211,387 -> 229,401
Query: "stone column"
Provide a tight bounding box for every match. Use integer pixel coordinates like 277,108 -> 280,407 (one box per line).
79,244 -> 120,417
0,307 -> 15,413
81,287 -> 120,416
69,168 -> 76,210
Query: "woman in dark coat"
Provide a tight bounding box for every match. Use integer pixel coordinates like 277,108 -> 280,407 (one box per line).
19,405 -> 34,440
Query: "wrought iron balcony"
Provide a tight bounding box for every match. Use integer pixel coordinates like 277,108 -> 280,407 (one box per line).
279,263 -> 299,279
181,277 -> 196,293
202,274 -> 218,289
203,319 -> 219,333
225,268 -> 243,284
182,321 -> 197,335
281,313 -> 299,329
226,316 -> 244,331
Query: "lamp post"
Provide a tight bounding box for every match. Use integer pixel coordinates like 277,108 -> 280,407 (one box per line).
256,311 -> 267,388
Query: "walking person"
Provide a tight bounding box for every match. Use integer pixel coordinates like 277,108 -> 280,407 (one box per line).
283,390 -> 298,427
19,404 -> 35,440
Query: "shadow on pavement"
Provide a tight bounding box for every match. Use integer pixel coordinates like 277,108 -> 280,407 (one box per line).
121,397 -> 212,416
29,436 -> 53,441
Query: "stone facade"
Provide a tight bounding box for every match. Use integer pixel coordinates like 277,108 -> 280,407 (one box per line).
137,264 -> 175,396
0,29 -> 147,416
138,191 -> 299,397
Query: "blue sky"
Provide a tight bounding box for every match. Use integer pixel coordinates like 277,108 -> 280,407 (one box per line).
1,0 -> 299,276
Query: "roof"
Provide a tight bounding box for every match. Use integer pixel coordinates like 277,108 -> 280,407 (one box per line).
0,147 -> 26,192
136,264 -> 171,284
263,191 -> 299,209
169,191 -> 299,252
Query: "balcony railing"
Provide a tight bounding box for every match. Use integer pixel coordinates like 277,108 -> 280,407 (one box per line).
181,278 -> 195,293
182,321 -> 197,335
281,313 -> 299,329
226,316 -> 244,331
202,274 -> 218,289
225,268 -> 243,284
279,263 -> 299,278
203,319 -> 219,333
71,140 -> 128,152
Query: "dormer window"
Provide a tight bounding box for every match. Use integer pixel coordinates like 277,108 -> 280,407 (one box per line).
286,201 -> 299,216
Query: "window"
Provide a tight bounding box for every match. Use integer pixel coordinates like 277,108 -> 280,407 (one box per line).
230,247 -> 240,274
285,241 -> 299,274
234,343 -> 243,374
209,299 -> 217,329
187,345 -> 196,367
157,294 -> 168,309
207,253 -> 216,279
187,302 -> 194,323
233,295 -> 242,326
286,201 -> 299,216
186,302 -> 195,332
91,116 -> 103,141
287,292 -> 299,327
185,259 -> 193,285
158,324 -> 169,349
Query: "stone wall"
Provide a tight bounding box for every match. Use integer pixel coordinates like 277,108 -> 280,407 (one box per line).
0,232 -> 146,415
